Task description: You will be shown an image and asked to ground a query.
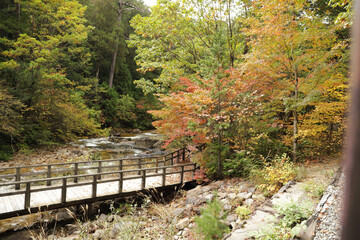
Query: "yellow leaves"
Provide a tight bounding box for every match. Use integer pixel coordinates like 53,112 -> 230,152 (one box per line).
252,154 -> 297,196
0,60 -> 19,70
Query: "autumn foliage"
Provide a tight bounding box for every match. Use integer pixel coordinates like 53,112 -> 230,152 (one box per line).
131,0 -> 350,178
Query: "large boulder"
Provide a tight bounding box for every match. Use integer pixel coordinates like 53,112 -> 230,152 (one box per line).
134,137 -> 159,149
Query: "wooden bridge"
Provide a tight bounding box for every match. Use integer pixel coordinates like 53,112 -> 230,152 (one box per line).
0,148 -> 196,219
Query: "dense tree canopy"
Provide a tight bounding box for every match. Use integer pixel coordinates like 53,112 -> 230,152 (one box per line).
130,0 -> 350,177
0,0 -> 351,176
0,0 -> 154,159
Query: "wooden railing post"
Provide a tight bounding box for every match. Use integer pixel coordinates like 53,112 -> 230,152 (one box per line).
15,167 -> 20,190
182,148 -> 186,162
119,160 -> 123,171
47,165 -> 52,186
25,182 -> 31,209
180,165 -> 184,184
177,150 -> 180,163
61,178 -> 67,203
162,167 -> 166,187
155,158 -> 159,173
137,159 -> 142,175
92,175 -> 97,198
118,171 -> 123,193
97,162 -> 102,180
170,153 -> 174,165
141,170 -> 146,190
74,163 -> 79,183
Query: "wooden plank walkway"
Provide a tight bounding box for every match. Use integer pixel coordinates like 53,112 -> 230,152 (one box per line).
0,149 -> 196,219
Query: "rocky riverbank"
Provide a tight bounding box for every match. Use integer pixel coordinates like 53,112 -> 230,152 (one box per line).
0,142 -> 340,240
13,157 -> 338,240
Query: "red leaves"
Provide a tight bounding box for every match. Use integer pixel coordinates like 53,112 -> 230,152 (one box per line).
149,68 -> 265,149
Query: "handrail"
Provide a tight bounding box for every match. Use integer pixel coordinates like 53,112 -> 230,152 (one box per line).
0,147 -> 194,219
0,162 -> 196,210
0,162 -> 195,187
0,148 -> 184,171
0,148 -> 187,190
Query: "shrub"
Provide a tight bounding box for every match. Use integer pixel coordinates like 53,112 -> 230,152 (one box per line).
235,206 -> 251,220
303,181 -> 326,199
0,144 -> 13,161
253,200 -> 313,239
250,154 -> 297,196
195,197 -> 229,240
275,201 -> 313,228
223,150 -> 261,178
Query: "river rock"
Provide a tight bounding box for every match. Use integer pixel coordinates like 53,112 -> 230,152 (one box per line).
93,229 -> 105,240
228,193 -> 237,200
187,185 -> 202,198
176,217 -> 190,230
226,214 -> 238,223
204,193 -> 214,202
152,141 -> 162,150
218,192 -> 227,199
56,210 -> 73,221
221,198 -> 230,205
237,192 -> 247,201
172,208 -> 185,217
111,223 -> 123,237
186,197 -> 197,205
244,199 -> 254,206
202,186 -> 211,193
134,137 -> 158,149
245,192 -> 252,199
224,204 -> 232,211
207,180 -> 224,190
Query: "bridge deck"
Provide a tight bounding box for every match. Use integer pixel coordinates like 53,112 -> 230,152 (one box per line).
0,171 -> 192,215
0,148 -> 196,219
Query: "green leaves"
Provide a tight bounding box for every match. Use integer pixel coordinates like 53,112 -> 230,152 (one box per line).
128,0 -> 245,93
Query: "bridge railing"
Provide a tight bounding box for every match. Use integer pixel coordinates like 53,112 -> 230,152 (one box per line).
0,162 -> 196,210
0,148 -> 187,190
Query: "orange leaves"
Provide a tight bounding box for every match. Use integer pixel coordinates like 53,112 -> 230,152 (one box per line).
149,68 -> 266,149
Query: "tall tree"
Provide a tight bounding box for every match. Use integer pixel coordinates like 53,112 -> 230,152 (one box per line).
128,0 -> 245,94
0,0 -> 103,144
150,69 -> 263,178
242,0 -> 340,160
108,0 -> 147,89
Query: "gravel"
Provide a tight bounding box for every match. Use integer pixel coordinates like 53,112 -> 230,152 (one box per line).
313,171 -> 344,240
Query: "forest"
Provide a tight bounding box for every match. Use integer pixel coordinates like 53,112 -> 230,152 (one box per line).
0,0 -> 351,179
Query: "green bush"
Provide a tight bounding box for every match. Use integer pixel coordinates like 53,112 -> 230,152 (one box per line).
254,201 -> 313,239
0,144 -> 12,161
223,150 -> 261,177
195,197 -> 229,240
235,205 -> 251,220
250,154 -> 297,196
275,201 -> 313,228
303,181 -> 326,199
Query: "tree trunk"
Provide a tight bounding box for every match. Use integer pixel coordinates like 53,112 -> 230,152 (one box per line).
108,43 -> 118,88
96,65 -> 100,80
108,0 -> 122,89
217,134 -> 223,179
293,110 -> 297,161
16,2 -> 20,37
227,0 -> 234,68
293,71 -> 298,161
